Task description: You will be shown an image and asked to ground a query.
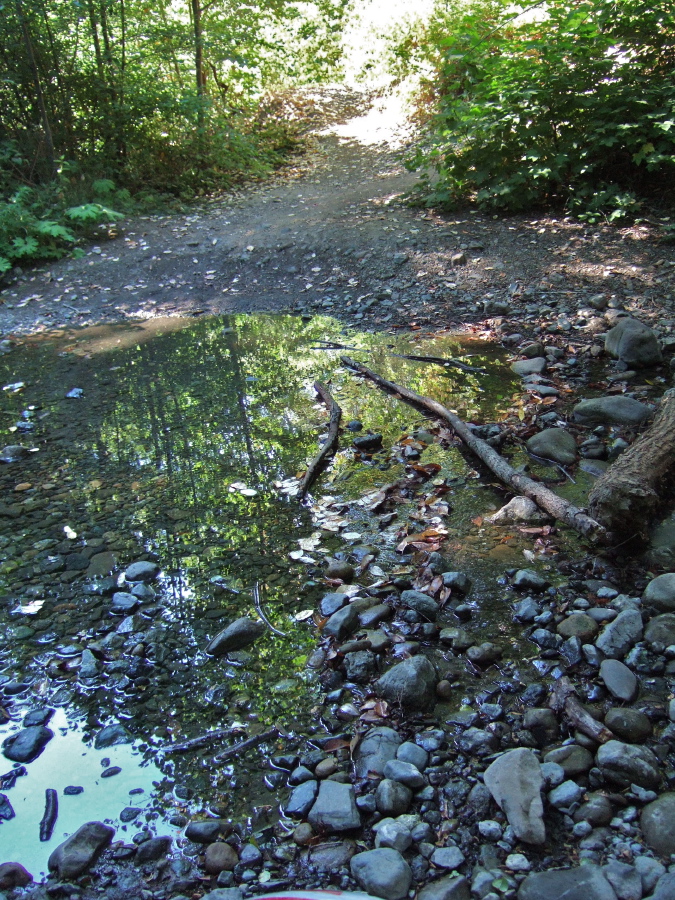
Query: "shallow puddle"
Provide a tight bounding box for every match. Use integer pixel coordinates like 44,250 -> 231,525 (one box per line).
0,313 -> 536,874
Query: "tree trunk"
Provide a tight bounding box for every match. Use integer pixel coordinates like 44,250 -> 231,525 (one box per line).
191,0 -> 205,134
342,356 -> 606,542
15,0 -> 57,177
588,388 -> 675,537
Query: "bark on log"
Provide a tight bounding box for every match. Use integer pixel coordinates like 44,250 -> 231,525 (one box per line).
589,388 -> 675,537
549,676 -> 614,744
297,382 -> 341,500
341,356 -> 606,542
212,727 -> 280,763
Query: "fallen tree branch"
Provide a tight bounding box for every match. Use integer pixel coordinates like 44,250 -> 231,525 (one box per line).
212,727 -> 280,763
297,381 -> 341,500
549,676 -> 614,744
341,356 -> 606,542
589,388 -> 675,537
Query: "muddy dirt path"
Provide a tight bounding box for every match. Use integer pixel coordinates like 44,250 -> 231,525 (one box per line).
1,87 -> 673,341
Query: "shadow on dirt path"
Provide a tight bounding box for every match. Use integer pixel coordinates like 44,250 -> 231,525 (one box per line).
0,87 -> 672,339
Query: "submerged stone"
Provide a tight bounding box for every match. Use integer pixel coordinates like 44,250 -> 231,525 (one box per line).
48,821 -> 115,878
206,617 -> 265,656
2,726 -> 53,762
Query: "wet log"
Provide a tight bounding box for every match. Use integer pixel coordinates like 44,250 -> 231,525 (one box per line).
212,727 -> 280,763
39,788 -> 58,841
169,727 -> 242,753
589,389 -> 675,537
341,356 -> 606,542
549,676 -> 614,744
297,382 -> 341,500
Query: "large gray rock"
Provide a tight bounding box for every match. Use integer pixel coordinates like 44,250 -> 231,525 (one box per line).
643,573 -> 675,612
375,778 -> 412,816
2,726 -> 53,762
640,793 -> 675,856
595,608 -> 643,659
135,835 -> 172,865
600,659 -> 638,702
285,780 -> 318,817
418,874 -> 470,900
323,604 -> 359,639
573,397 -> 653,427
400,589 -> 439,621
484,748 -> 545,845
305,840 -> 356,872
0,444 -> 30,463
94,723 -> 132,750
48,821 -> 115,878
596,740 -> 660,789
383,758 -> 425,789
487,496 -> 550,525
602,860 -> 642,900
544,745 -> 594,777
375,656 -> 437,709
350,848 -> 412,900
0,862 -> 32,890
124,560 -> 159,582
605,317 -> 662,368
511,358 -> 546,376
644,614 -> 675,648
206,617 -> 265,656
527,428 -> 577,465
604,708 -> 651,743
353,727 -> 401,778
652,872 -> 675,900
308,780 -> 360,832
518,865 -> 617,900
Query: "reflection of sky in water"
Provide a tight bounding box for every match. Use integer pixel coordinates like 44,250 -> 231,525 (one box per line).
0,709 -> 176,878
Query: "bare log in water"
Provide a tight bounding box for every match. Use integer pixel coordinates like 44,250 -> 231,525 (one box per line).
169,727 -> 243,753
589,389 -> 675,537
297,382 -> 342,500
341,356 -> 606,542
212,727 -> 280,763
312,341 -> 485,373
39,788 -> 58,841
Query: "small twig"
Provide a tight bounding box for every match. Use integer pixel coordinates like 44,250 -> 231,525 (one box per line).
253,582 -> 287,637
527,450 -> 576,484
212,727 -> 280,763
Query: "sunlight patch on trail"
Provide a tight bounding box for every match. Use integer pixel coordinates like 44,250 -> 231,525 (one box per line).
319,89 -> 415,148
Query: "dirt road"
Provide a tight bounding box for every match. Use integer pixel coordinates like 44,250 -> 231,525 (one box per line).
0,88 -> 672,338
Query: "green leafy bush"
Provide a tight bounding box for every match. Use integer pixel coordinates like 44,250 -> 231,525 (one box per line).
404,0 -> 675,219
0,184 -> 123,274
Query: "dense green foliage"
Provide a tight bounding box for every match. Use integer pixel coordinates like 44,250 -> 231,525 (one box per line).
0,0 -> 349,270
398,0 -> 675,220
